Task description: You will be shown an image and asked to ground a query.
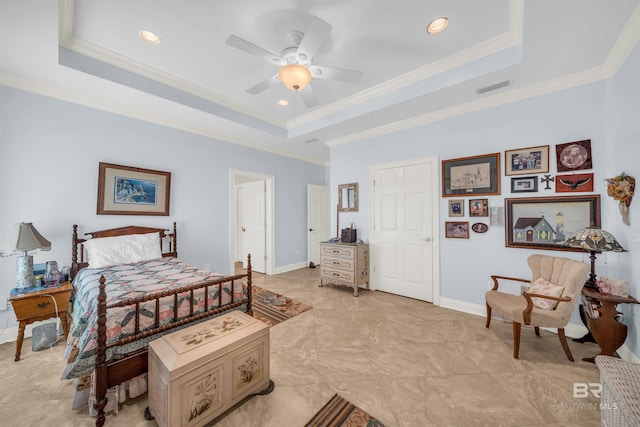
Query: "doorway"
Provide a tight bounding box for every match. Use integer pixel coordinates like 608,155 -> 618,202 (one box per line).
230,170 -> 274,275
307,184 -> 330,266
371,157 -> 440,303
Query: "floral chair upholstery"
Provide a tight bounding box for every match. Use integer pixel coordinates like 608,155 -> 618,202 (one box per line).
485,254 -> 590,361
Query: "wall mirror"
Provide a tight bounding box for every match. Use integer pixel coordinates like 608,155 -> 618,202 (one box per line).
338,183 -> 358,212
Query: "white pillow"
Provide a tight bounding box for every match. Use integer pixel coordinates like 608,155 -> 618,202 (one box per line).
84,232 -> 162,268
527,277 -> 565,311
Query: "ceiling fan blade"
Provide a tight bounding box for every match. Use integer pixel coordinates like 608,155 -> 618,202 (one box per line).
296,16 -> 332,61
300,84 -> 319,108
246,74 -> 280,95
309,65 -> 363,84
226,35 -> 284,65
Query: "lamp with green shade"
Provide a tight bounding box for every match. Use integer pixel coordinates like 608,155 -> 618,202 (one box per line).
0,222 -> 51,289
563,226 -> 626,289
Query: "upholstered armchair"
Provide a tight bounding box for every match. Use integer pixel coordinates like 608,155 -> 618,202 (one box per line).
485,254 -> 590,361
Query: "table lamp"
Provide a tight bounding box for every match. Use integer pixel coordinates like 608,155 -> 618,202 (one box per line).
0,222 -> 51,289
563,226 -> 626,289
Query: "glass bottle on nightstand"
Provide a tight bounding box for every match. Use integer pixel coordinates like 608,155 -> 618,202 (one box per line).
43,261 -> 61,287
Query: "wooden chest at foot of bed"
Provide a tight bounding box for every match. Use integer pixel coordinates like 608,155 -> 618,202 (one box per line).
148,311 -> 270,427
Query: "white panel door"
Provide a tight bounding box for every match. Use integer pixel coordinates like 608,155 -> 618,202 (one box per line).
307,184 -> 330,266
374,162 -> 434,301
241,180 -> 266,273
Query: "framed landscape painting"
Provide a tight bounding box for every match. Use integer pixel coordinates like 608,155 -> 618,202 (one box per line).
97,162 -> 171,215
442,153 -> 500,197
505,195 -> 600,251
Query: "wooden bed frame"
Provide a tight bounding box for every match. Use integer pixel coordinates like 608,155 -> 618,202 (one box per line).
70,223 -> 253,427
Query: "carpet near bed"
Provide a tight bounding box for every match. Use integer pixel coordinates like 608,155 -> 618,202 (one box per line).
251,286 -> 312,326
305,394 -> 387,427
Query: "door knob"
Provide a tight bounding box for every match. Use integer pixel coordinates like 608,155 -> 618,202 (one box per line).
242,227 -> 246,232
309,228 -> 314,232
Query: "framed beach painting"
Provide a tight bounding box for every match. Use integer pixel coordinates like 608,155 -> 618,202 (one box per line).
505,195 -> 600,251
97,162 -> 171,215
442,153 -> 500,197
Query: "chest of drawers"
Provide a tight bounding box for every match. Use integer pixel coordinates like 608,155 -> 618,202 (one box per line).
319,241 -> 369,296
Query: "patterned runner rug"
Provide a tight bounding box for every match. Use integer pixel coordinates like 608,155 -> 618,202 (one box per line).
305,394 -> 386,427
251,286 -> 312,326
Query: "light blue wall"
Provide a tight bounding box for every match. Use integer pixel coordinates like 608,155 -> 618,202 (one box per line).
604,42 -> 640,355
330,49 -> 639,357
0,86 -> 326,311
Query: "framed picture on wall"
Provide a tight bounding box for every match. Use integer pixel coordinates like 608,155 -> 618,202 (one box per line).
555,139 -> 592,172
445,221 -> 470,239
511,176 -> 539,193
442,153 -> 501,197
448,199 -> 464,217
556,173 -> 594,192
504,145 -> 549,176
97,162 -> 171,216
469,199 -> 488,217
505,195 -> 600,251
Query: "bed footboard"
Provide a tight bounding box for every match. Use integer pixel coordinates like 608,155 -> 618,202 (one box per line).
93,255 -> 253,427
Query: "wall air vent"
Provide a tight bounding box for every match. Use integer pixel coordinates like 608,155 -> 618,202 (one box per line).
476,80 -> 511,95
303,138 -> 320,144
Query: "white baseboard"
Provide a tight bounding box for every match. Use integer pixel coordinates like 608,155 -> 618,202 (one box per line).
0,319 -> 59,345
272,261 -> 309,275
438,296 -> 639,362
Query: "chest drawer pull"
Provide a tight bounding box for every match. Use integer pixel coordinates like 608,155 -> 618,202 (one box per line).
37,301 -> 52,309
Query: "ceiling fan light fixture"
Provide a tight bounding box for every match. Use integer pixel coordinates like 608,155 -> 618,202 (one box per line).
278,63 -> 312,91
139,29 -> 161,44
426,17 -> 448,34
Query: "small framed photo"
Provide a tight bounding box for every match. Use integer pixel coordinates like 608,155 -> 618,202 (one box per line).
511,176 -> 538,193
448,199 -> 464,217
469,199 -> 488,217
445,221 -> 469,239
556,139 -> 592,172
505,145 -> 550,176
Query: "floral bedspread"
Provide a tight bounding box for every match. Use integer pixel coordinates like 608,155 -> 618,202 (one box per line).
61,257 -> 246,380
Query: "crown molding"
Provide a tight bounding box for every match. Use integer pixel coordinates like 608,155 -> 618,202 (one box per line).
0,72 -> 327,167
58,0 -> 285,131
325,2 -> 640,148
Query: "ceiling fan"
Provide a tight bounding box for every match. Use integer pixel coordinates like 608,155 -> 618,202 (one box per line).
226,16 -> 363,108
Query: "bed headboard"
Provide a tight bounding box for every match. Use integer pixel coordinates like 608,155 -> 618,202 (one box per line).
71,222 -> 177,279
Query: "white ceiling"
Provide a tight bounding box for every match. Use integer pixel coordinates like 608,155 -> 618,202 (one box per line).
1,0 -> 639,165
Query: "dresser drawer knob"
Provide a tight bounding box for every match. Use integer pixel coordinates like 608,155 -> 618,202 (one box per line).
37,301 -> 51,309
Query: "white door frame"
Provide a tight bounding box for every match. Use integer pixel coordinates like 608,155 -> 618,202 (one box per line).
307,184 -> 330,266
229,169 -> 275,275
369,156 -> 441,305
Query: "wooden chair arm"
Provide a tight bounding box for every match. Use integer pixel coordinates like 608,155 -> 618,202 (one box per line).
490,275 -> 530,291
522,292 -> 571,324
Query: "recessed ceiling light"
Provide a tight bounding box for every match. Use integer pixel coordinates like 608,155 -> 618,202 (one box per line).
426,17 -> 448,34
278,100 -> 289,106
139,30 -> 161,44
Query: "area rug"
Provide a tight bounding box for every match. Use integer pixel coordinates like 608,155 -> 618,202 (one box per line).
251,286 -> 312,326
305,394 -> 386,427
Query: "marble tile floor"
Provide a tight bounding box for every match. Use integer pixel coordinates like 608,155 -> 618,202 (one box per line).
0,266 -> 603,426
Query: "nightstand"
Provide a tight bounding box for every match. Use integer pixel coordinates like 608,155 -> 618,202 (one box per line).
9,281 -> 72,361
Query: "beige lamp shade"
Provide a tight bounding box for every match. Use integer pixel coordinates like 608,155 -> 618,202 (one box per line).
278,63 -> 312,91
0,222 -> 51,256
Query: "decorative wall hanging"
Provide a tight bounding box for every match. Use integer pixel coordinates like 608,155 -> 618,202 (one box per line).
469,199 -> 488,217
556,173 -> 594,193
505,195 -> 600,251
445,221 -> 469,239
555,139 -> 592,172
442,153 -> 500,197
448,199 -> 464,217
97,162 -> 171,216
504,145 -> 549,176
606,172 -> 635,225
540,174 -> 555,190
471,223 -> 489,233
511,176 -> 538,193
338,183 -> 358,212
489,207 -> 503,226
